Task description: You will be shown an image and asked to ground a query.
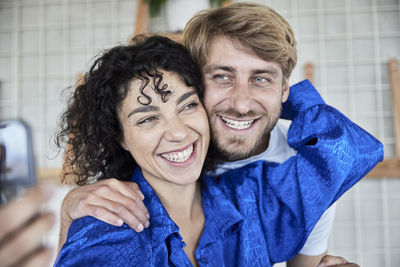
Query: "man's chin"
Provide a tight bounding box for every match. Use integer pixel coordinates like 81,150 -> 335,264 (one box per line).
216,141 -> 256,162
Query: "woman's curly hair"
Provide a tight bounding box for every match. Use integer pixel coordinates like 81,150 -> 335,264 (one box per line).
56,35 -> 217,185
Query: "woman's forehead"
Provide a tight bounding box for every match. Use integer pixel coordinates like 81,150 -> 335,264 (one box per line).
127,72 -> 195,105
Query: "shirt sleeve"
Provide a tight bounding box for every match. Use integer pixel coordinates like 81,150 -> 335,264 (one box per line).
263,103 -> 383,262
54,216 -> 152,266
218,101 -> 384,264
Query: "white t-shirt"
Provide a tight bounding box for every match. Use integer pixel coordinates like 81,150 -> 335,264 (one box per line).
213,121 -> 336,256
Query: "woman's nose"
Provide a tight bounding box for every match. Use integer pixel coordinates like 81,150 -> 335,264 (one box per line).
163,118 -> 188,142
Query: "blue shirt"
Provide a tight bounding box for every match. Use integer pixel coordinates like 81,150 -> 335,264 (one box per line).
55,80 -> 383,266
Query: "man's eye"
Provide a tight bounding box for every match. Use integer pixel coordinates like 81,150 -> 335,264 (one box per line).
252,77 -> 268,83
137,116 -> 157,125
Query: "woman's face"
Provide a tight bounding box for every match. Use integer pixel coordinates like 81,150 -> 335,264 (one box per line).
118,71 -> 210,188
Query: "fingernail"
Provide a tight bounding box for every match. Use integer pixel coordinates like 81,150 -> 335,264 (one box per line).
144,221 -> 150,228
146,213 -> 150,219
137,223 -> 144,232
117,219 -> 123,226
140,192 -> 145,200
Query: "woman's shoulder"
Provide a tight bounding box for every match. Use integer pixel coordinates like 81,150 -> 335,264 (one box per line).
56,216 -> 152,266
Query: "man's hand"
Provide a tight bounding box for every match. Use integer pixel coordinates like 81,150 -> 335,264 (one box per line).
59,178 -> 150,250
0,184 -> 56,267
317,255 -> 359,267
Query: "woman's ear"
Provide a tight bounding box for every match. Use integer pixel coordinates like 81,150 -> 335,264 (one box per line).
119,138 -> 129,151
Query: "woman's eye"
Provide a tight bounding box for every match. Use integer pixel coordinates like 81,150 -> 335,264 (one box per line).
137,116 -> 157,125
214,74 -> 229,81
182,102 -> 199,111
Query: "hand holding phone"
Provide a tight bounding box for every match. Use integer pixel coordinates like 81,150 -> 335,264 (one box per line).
0,120 -> 56,267
0,184 -> 56,267
0,120 -> 36,205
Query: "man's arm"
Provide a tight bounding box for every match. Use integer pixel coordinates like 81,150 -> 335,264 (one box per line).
58,179 -> 150,251
254,80 -> 383,262
287,203 -> 336,267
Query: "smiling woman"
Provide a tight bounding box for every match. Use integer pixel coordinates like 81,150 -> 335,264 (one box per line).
118,71 -> 210,191
54,35 -> 383,267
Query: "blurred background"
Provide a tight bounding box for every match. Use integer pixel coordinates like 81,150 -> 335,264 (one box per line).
0,0 -> 399,266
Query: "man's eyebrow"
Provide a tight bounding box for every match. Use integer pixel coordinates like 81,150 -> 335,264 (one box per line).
177,90 -> 197,105
252,68 -> 280,78
128,105 -> 159,118
203,65 -> 235,74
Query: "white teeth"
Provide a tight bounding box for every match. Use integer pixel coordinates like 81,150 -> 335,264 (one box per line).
221,116 -> 255,130
161,144 -> 194,163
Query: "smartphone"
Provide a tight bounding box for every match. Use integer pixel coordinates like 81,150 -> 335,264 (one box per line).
0,120 -> 36,205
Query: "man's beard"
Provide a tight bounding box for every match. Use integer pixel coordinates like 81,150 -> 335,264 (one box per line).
210,107 -> 281,162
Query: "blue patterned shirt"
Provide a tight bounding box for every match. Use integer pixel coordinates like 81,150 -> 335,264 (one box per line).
55,80 -> 383,266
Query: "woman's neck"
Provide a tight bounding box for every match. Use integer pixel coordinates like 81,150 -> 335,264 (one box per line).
153,181 -> 202,223
145,178 -> 204,267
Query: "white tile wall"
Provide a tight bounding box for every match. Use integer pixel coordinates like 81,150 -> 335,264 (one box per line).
0,0 -> 399,266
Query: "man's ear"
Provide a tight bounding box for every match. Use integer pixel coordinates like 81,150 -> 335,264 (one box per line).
282,78 -> 290,103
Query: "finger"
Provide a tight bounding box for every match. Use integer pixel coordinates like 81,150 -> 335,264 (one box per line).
0,212 -> 55,267
103,180 -> 146,208
90,184 -> 150,227
85,204 -> 124,226
123,182 -> 150,220
87,197 -> 146,232
20,247 -> 54,267
117,181 -> 150,221
107,193 -> 149,228
106,204 -> 146,232
0,184 -> 55,241
124,182 -> 145,200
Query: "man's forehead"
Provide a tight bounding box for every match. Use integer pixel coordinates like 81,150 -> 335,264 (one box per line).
204,36 -> 282,73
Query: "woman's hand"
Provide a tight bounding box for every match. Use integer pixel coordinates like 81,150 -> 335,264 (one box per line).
317,255 -> 359,267
59,179 -> 149,250
0,184 -> 56,267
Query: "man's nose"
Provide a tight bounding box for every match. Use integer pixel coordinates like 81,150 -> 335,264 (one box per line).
230,81 -> 252,114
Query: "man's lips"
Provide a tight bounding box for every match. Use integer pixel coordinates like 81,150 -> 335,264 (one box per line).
219,115 -> 258,130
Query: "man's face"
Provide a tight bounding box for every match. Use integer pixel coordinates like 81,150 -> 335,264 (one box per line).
202,36 -> 289,161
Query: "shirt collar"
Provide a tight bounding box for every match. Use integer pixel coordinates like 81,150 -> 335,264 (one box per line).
130,168 -> 181,247
130,168 -> 243,248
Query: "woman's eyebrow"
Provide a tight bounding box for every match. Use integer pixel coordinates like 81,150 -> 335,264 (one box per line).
128,105 -> 159,118
176,90 -> 197,105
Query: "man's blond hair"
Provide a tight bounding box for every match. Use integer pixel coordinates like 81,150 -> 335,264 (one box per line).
183,3 -> 297,79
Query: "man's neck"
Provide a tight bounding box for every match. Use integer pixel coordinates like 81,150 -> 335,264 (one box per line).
225,132 -> 271,162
